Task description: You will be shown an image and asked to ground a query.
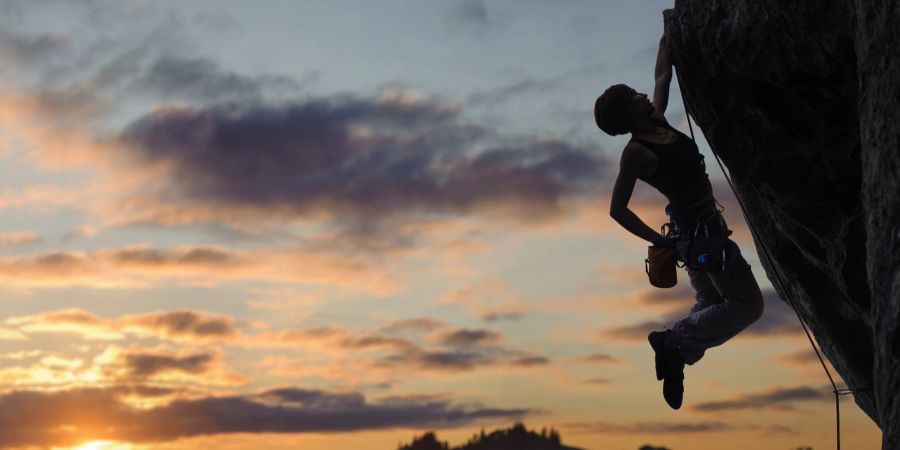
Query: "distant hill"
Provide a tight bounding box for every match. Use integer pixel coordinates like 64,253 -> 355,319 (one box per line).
396,422 -> 583,450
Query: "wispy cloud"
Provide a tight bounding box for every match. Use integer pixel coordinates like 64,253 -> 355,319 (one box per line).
94,345 -> 249,386
115,96 -> 608,234
579,353 -> 624,365
0,386 -> 535,448
565,420 -> 732,434
7,308 -> 241,343
380,317 -> 449,334
0,244 -> 399,293
692,385 -> 835,413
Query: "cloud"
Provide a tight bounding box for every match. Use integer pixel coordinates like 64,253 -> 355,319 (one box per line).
0,245 -> 398,293
692,385 -> 835,413
121,350 -> 212,377
431,328 -> 502,347
375,349 -> 497,372
580,353 -> 623,365
136,55 -> 303,102
565,420 -> 732,434
2,5 -> 616,252
7,308 -> 241,343
0,386 -> 534,448
93,346 -> 249,386
380,317 -> 448,334
119,310 -> 240,341
114,95 -> 608,234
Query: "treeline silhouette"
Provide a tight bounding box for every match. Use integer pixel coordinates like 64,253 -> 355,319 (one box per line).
396,422 -> 814,450
396,422 -> 578,450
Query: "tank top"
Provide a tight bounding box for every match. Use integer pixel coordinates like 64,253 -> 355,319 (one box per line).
632,117 -> 714,224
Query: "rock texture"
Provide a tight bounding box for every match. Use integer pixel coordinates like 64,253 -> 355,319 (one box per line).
663,1 -> 898,447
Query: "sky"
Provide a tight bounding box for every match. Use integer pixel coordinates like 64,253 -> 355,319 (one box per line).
0,1 -> 882,450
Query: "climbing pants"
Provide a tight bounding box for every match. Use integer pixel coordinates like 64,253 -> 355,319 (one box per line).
669,238 -> 765,365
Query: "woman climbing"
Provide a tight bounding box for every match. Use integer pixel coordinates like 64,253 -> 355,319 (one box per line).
592,21 -> 765,410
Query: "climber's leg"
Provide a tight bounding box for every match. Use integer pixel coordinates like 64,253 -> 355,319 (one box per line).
669,239 -> 765,365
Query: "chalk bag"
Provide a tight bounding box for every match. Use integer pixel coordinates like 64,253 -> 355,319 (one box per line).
645,245 -> 678,288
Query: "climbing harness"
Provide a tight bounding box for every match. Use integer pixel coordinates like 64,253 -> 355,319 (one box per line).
674,74 -> 872,450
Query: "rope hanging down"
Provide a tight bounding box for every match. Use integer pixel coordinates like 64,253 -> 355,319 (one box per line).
674,73 -> 871,450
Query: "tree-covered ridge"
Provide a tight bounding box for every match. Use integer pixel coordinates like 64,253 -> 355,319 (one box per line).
397,423 -> 813,450
396,422 -> 581,450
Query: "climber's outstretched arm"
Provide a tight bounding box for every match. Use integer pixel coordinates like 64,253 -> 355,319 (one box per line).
652,34 -> 672,117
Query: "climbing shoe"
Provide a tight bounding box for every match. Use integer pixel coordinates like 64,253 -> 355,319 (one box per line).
648,330 -> 674,381
662,352 -> 685,410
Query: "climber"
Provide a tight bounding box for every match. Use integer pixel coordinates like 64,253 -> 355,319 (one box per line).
593,27 -> 765,410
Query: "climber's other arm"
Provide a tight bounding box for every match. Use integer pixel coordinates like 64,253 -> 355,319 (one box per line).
610,143 -> 664,244
652,34 -> 672,118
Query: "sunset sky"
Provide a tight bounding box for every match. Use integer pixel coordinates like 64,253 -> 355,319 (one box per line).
0,1 -> 881,449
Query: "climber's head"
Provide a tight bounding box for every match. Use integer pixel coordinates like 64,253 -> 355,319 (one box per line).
594,84 -> 655,136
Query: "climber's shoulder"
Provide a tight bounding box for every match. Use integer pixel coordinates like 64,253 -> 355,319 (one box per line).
621,140 -> 656,174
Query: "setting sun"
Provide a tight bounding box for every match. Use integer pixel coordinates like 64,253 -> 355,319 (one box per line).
74,441 -> 132,450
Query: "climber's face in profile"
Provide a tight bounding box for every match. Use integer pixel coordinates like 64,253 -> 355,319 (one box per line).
626,87 -> 655,122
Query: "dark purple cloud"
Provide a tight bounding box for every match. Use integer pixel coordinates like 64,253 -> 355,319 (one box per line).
118,95 -> 609,232
377,349 -> 494,372
121,350 -> 214,377
482,310 -> 528,322
692,385 -> 834,413
0,386 -> 533,448
122,310 -> 240,341
510,356 -> 551,366
435,328 -> 501,347
565,420 -> 732,434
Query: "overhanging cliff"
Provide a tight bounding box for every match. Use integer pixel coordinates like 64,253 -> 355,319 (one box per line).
663,1 -> 899,448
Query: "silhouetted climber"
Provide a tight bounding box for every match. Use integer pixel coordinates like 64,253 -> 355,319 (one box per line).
593,13 -> 764,410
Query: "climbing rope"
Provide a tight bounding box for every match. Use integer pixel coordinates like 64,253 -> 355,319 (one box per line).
674,74 -> 872,450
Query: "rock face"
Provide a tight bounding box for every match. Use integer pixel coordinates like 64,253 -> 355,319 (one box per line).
663,1 -> 898,448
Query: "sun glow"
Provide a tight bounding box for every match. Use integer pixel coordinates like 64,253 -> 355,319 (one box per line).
73,440 -> 133,450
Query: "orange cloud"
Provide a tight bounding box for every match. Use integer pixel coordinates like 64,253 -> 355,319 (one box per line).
94,345 -> 249,386
7,308 -> 241,343
0,244 -> 400,294
0,385 -> 533,448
